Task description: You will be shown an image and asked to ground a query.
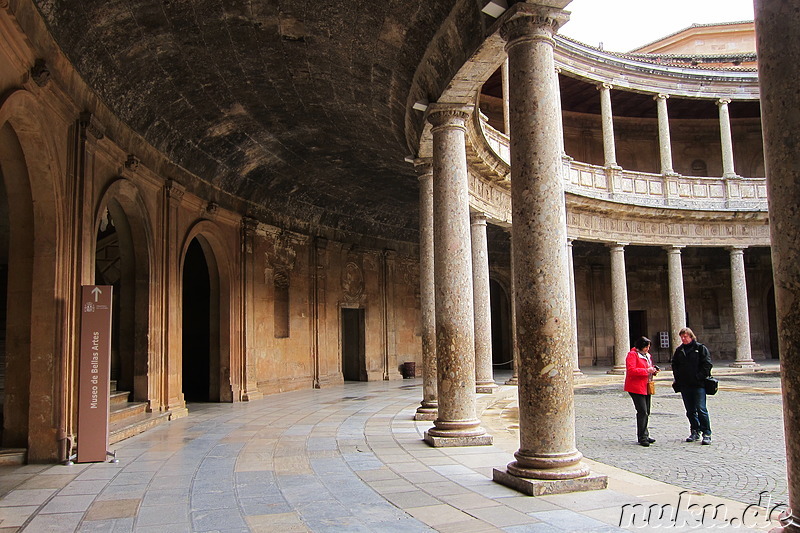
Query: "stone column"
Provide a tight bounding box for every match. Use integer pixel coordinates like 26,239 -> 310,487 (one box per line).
471,212 -> 497,393
505,231 -> 519,385
493,4 -> 605,495
717,98 -> 737,178
729,246 -> 756,367
567,239 -> 582,376
424,104 -> 491,447
502,58 -> 511,137
240,217 -> 264,400
665,245 -> 687,353
655,94 -> 675,175
598,83 -> 619,169
415,161 -> 437,420
608,243 -> 629,375
755,2 -> 800,529
554,67 -> 566,158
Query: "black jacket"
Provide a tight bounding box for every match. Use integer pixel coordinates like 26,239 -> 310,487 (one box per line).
671,341 -> 713,388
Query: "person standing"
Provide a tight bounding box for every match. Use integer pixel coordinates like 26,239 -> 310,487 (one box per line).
671,327 -> 713,445
624,336 -> 659,447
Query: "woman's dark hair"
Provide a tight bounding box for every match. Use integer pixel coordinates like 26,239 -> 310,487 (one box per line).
634,336 -> 651,350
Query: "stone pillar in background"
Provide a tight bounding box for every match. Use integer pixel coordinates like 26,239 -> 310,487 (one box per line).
502,58 -> 511,137
718,99 -> 737,178
608,243 -> 629,375
415,160 -> 438,420
567,239 -> 582,376
424,104 -> 491,447
755,3 -> 800,528
471,212 -> 497,393
655,94 -> 675,175
729,246 -> 756,367
505,231 -> 519,385
598,83 -> 619,169
665,245 -> 687,354
493,3 -> 605,495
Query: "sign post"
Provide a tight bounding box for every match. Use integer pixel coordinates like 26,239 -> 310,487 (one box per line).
77,285 -> 113,463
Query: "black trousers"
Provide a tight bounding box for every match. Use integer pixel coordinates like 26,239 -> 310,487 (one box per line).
629,392 -> 651,442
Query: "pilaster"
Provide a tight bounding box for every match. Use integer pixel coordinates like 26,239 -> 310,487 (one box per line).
240,217 -> 264,399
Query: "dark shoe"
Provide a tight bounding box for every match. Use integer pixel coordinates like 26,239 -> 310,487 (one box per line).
647,438 -> 656,444
638,440 -> 650,447
701,435 -> 712,445
686,432 -> 700,442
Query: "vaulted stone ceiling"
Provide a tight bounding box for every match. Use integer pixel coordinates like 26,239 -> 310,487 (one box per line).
33,0 -> 490,243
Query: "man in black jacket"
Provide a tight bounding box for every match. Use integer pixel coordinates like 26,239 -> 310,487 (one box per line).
671,327 -> 713,445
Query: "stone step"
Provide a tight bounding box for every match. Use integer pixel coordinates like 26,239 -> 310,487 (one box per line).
109,411 -> 171,445
0,448 -> 26,466
109,401 -> 148,424
110,390 -> 131,407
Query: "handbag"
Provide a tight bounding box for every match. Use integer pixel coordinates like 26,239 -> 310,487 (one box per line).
647,380 -> 656,395
704,377 -> 719,395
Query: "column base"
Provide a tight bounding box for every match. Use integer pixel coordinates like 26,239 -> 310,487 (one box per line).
424,430 -> 493,447
168,406 -> 189,420
493,468 -> 608,496
476,382 -> 498,394
415,411 -> 437,421
729,361 -> 759,368
505,375 -> 519,386
242,389 -> 264,401
607,366 -> 626,375
573,370 -> 584,378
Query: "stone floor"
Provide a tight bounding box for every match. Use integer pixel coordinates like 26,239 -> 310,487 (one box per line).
0,362 -> 786,532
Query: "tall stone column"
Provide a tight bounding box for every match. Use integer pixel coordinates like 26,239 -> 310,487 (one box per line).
665,245 -> 687,353
505,231 -> 519,385
554,67 -> 566,158
608,243 -> 629,375
729,247 -> 756,367
502,58 -> 511,137
598,83 -> 619,169
493,4 -> 605,495
424,104 -> 491,447
718,99 -> 737,178
755,3 -> 800,529
655,94 -> 675,175
567,239 -> 582,376
415,161 -> 437,420
471,212 -> 497,393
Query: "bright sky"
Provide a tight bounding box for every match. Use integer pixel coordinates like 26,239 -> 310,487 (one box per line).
559,0 -> 755,52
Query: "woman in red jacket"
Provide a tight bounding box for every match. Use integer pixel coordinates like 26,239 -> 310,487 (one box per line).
624,336 -> 660,447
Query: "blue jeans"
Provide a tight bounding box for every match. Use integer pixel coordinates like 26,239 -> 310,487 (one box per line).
680,386 -> 711,436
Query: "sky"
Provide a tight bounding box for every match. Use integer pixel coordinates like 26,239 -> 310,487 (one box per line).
558,0 -> 755,52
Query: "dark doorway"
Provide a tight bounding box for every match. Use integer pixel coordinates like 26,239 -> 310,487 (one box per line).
629,310 -> 647,350
342,308 -> 366,381
0,167 -> 8,445
95,211 -> 125,392
182,239 -> 211,401
768,286 -> 779,359
490,279 -> 512,370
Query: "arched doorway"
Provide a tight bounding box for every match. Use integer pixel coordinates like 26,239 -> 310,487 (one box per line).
490,279 -> 512,370
182,237 -> 221,402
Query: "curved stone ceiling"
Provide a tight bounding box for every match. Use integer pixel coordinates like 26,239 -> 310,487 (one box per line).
32,0 -> 486,242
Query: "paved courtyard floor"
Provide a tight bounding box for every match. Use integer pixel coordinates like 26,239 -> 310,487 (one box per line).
0,362 -> 787,532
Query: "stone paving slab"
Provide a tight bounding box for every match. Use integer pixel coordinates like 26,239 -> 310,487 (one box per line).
0,366 -> 785,532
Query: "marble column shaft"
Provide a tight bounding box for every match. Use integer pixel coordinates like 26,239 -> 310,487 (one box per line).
729,247 -> 755,366
755,2 -> 800,528
567,239 -> 581,375
501,6 -> 588,479
655,94 -> 674,175
471,212 -> 497,393
665,246 -> 687,353
718,98 -> 737,178
502,58 -> 511,137
424,105 -> 488,445
609,243 -> 629,374
505,233 -> 520,385
598,83 -> 618,168
416,161 -> 437,420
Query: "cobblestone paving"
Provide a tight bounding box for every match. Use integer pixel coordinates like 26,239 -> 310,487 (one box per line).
574,371 -> 788,507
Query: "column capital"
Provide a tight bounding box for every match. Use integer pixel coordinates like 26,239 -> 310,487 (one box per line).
164,179 -> 185,202
426,104 -> 471,130
717,98 -> 732,106
597,82 -> 613,91
499,3 -> 570,49
414,158 -> 433,178
664,245 -> 685,252
554,66 -> 562,74
728,245 -> 748,252
654,93 -> 670,101
470,211 -> 489,225
608,242 -> 628,250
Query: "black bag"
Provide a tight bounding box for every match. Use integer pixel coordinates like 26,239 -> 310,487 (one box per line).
671,381 -> 681,393
704,377 -> 719,395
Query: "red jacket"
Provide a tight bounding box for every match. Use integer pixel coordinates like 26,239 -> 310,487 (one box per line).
624,349 -> 654,395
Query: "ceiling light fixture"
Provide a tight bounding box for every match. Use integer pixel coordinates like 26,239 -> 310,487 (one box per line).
481,0 -> 508,18
413,100 -> 429,112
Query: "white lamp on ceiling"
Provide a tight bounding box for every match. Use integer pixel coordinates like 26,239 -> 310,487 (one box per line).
481,0 -> 508,18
